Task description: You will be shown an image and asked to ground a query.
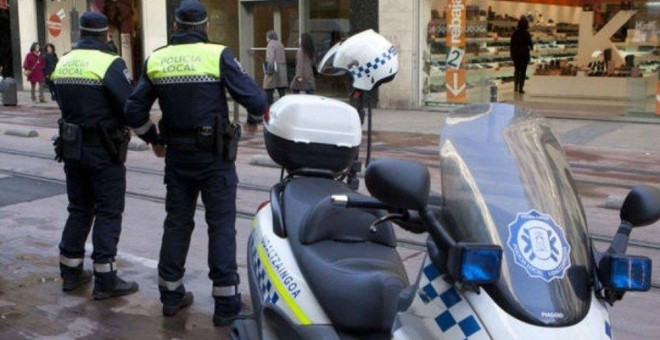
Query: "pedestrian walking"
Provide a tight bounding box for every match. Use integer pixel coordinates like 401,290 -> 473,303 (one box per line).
50,11 -> 138,300
23,42 -> 46,103
510,16 -> 533,94
263,30 -> 287,104
124,1 -> 267,326
290,32 -> 316,94
43,43 -> 58,101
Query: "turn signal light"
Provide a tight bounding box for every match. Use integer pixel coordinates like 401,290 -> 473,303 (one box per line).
448,243 -> 502,285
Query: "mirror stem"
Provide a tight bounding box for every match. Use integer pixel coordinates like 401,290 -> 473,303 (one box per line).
422,207 -> 456,250
607,221 -> 633,255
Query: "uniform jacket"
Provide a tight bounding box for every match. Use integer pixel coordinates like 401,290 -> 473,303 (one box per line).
263,39 -> 287,89
51,38 -> 132,130
290,48 -> 315,91
509,29 -> 533,65
124,30 -> 267,145
23,51 -> 45,83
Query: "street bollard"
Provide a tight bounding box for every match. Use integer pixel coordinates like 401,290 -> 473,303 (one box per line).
490,83 -> 498,103
1,77 -> 18,106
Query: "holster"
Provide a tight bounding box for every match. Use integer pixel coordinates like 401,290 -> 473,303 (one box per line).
97,121 -> 130,164
58,119 -> 82,162
223,122 -> 241,162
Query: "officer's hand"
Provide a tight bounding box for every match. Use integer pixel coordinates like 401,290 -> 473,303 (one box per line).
244,122 -> 259,135
152,144 -> 166,158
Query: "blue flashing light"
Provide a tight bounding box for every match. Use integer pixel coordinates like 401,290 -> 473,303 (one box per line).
608,255 -> 651,291
456,245 -> 502,284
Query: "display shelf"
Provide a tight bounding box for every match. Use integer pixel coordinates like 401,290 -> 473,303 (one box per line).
527,73 -> 656,100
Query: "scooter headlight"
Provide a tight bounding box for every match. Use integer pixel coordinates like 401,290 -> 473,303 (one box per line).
448,243 -> 502,285
599,254 -> 651,291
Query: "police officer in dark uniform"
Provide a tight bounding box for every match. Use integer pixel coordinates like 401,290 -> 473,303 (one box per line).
51,12 -> 138,299
124,1 -> 267,326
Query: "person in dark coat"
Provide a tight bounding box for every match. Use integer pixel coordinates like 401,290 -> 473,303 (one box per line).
43,43 -> 58,100
509,16 -> 533,94
23,42 -> 46,103
290,32 -> 316,94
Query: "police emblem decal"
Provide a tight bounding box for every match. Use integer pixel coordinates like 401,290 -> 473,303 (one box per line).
506,210 -> 571,282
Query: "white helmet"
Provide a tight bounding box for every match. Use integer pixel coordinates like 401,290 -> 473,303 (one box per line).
318,29 -> 398,91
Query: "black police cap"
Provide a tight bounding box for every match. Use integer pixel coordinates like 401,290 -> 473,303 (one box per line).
175,1 -> 208,26
80,11 -> 108,33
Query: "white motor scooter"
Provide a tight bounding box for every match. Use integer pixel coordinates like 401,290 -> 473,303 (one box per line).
231,98 -> 659,339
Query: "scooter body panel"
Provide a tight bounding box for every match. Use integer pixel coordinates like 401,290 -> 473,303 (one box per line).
394,256 -> 612,340
250,205 -> 331,326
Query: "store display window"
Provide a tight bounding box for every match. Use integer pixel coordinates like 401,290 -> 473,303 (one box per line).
421,0 -> 658,106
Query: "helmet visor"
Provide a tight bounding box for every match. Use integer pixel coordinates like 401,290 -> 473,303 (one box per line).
318,42 -> 347,76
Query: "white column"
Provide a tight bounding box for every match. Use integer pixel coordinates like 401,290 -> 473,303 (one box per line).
274,6 -> 282,40
239,3 -> 255,77
141,1 -> 168,57
379,0 -> 416,109
17,0 -> 38,88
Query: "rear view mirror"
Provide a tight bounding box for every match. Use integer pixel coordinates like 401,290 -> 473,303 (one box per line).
620,185 -> 660,227
365,159 -> 430,211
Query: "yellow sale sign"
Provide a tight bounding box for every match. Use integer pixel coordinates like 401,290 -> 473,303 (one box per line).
446,0 -> 467,103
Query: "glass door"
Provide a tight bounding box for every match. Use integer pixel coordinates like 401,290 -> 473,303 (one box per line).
239,1 -> 298,87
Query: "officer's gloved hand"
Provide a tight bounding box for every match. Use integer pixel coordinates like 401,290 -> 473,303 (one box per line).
152,144 -> 166,158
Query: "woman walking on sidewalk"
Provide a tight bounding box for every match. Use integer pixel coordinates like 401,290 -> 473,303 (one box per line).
290,33 -> 316,94
23,42 -> 46,103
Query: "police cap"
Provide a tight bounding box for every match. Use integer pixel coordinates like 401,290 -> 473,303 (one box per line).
80,11 -> 108,33
175,1 -> 208,26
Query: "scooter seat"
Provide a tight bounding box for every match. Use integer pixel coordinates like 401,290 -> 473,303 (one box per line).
282,177 -> 409,334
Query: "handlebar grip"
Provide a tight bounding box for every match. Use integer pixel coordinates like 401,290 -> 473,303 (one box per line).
331,194 -> 389,209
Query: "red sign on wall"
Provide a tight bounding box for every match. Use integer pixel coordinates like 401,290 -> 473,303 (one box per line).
47,13 -> 62,38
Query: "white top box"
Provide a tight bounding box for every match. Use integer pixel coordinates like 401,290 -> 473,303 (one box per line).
264,95 -> 362,148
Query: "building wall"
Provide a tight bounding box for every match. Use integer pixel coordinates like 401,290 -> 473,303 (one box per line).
379,0 -> 417,108
42,1 -> 81,59
141,1 -> 167,58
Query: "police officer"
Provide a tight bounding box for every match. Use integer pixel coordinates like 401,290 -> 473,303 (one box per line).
51,12 -> 138,299
124,1 -> 267,326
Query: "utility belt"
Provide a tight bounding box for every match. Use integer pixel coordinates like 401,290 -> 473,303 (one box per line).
159,118 -> 241,161
54,119 -> 130,164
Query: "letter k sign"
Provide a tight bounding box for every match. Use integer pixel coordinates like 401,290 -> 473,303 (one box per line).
576,10 -> 637,67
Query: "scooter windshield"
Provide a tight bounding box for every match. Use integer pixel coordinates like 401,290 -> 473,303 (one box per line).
439,104 -> 592,326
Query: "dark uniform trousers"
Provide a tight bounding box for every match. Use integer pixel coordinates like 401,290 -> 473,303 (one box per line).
59,145 -> 126,288
159,149 -> 239,305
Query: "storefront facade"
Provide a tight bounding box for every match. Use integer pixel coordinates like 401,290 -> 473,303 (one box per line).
6,0 -> 659,113
417,0 -> 659,113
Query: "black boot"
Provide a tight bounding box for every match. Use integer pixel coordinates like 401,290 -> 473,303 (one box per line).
92,265 -> 139,300
62,269 -> 92,292
163,292 -> 194,316
93,276 -> 139,300
213,294 -> 251,327
60,256 -> 92,292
